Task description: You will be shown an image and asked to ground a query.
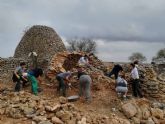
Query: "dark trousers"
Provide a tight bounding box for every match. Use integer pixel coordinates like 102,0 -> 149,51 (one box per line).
13,74 -> 28,92
56,76 -> 66,97
132,79 -> 143,97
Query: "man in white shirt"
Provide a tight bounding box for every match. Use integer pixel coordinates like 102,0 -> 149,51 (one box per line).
130,63 -> 143,98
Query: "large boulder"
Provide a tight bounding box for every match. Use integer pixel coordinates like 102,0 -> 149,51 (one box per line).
122,103 -> 137,118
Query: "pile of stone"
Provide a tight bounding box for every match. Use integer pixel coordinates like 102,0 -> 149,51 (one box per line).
0,88 -> 129,124
121,98 -> 165,124
46,51 -> 111,89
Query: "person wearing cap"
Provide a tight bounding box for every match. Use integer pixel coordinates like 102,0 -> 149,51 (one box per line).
56,71 -> 72,97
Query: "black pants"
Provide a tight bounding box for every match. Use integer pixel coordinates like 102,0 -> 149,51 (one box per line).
13,74 -> 28,92
132,79 -> 143,97
56,76 -> 66,97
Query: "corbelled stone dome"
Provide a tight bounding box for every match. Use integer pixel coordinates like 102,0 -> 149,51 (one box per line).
14,25 -> 66,60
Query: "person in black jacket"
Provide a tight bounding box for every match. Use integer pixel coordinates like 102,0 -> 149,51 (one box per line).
108,64 -> 123,79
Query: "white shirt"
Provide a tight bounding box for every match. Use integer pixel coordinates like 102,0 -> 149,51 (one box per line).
131,67 -> 139,79
116,77 -> 127,85
78,57 -> 89,65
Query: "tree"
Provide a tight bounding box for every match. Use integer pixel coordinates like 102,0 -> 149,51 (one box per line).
152,48 -> 165,62
66,38 -> 97,53
129,52 -> 147,62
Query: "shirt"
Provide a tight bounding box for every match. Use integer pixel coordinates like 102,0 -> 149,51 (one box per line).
28,68 -> 43,78
78,57 -> 89,65
131,67 -> 139,79
57,72 -> 71,79
116,77 -> 127,87
112,64 -> 123,73
15,66 -> 25,76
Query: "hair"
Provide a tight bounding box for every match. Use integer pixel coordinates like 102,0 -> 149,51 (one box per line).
84,54 -> 88,58
130,63 -> 135,68
133,60 -> 139,65
20,62 -> 26,66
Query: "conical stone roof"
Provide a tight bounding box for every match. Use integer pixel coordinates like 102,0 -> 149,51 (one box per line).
14,25 -> 66,60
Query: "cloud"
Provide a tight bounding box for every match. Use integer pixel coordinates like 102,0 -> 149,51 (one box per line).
0,0 -> 165,59
96,40 -> 165,62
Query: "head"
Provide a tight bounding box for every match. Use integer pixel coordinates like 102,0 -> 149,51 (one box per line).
37,68 -> 43,76
130,63 -> 135,69
20,62 -> 26,68
134,60 -> 139,65
84,55 -> 88,60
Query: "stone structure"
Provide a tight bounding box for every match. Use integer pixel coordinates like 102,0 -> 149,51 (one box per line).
14,25 -> 66,61
0,25 -> 66,82
0,57 -> 27,82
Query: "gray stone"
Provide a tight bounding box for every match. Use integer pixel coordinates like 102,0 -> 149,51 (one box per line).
33,116 -> 47,123
39,121 -> 53,124
59,97 -> 68,104
51,116 -> 64,124
122,103 -> 137,118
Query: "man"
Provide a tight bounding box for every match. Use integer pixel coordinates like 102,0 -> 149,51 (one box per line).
13,62 -> 28,92
56,71 -> 72,97
130,63 -> 143,98
108,64 -> 123,79
77,67 -> 92,102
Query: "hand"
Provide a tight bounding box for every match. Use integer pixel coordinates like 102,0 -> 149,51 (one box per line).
17,76 -> 20,79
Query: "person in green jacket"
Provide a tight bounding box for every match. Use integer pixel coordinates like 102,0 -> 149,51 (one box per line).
23,68 -> 43,95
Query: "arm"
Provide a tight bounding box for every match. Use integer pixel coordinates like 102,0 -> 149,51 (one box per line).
14,68 -> 20,79
37,75 -> 42,83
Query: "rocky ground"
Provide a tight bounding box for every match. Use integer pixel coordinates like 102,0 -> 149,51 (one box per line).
0,52 -> 164,124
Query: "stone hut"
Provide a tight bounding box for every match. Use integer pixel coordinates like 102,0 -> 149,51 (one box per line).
14,25 -> 66,63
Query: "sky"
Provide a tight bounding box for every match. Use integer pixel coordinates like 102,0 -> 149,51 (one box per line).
0,0 -> 165,62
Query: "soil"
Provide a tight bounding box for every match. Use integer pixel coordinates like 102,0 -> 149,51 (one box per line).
0,78 -> 127,124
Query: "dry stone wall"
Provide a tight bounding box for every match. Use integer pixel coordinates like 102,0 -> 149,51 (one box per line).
14,25 -> 66,61
0,25 -> 67,82
0,57 -> 27,82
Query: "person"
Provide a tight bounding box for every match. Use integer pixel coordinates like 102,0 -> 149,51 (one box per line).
130,63 -> 143,98
12,62 -> 28,92
78,55 -> 89,66
107,64 -> 123,79
56,71 -> 72,97
23,68 -> 43,95
77,67 -> 92,102
115,73 -> 128,99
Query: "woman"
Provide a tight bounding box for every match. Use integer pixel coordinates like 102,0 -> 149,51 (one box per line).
116,74 -> 128,99
77,67 -> 92,102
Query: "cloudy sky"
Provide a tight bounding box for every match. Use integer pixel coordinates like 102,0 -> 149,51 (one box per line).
0,0 -> 165,62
